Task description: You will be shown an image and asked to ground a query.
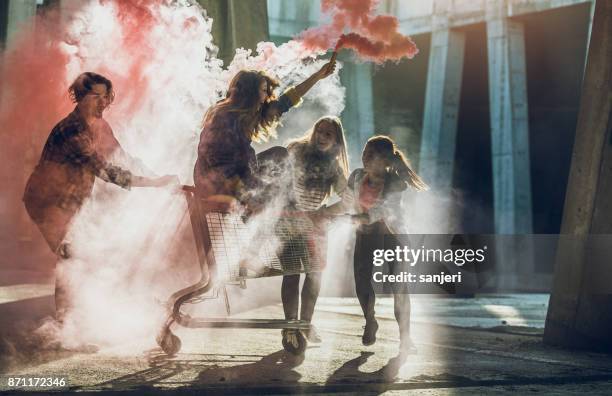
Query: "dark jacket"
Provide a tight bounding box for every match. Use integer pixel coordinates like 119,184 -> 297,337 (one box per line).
23,109 -> 132,222
193,93 -> 295,201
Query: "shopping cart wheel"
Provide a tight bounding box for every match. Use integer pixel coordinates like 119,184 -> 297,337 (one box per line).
282,329 -> 307,355
158,330 -> 182,356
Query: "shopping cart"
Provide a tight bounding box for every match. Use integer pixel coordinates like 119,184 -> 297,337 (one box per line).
157,185 -> 323,356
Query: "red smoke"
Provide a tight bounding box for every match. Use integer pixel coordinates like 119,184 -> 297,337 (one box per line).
299,0 -> 418,63
99,0 -> 158,117
0,6 -> 74,270
0,7 -> 72,165
0,1 -> 165,271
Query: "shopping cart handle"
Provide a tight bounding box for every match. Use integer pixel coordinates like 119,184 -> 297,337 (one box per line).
205,194 -> 240,206
179,186 -> 235,204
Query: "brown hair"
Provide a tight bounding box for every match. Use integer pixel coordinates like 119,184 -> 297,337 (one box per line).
203,70 -> 282,142
364,135 -> 428,191
68,72 -> 115,104
287,116 -> 350,196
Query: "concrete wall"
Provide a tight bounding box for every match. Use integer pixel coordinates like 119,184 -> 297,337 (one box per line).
268,0 -> 594,292
393,0 -> 591,35
2,0 -> 38,47
544,0 -> 612,352
198,0 -> 270,65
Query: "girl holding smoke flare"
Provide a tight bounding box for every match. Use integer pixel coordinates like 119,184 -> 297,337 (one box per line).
323,135 -> 428,356
193,57 -> 336,353
193,56 -> 337,207
23,72 -> 179,322
279,116 -> 349,351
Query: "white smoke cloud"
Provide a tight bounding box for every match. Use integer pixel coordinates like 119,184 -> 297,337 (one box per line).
41,0 -> 346,349
23,0 -> 458,354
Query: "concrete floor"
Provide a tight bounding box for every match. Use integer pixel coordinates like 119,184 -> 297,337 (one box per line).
0,287 -> 611,395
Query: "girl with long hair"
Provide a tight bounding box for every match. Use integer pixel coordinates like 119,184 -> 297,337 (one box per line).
193,59 -> 336,207
280,116 -> 349,350
324,135 -> 428,356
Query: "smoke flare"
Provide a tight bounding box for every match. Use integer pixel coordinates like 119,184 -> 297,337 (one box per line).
299,0 -> 418,63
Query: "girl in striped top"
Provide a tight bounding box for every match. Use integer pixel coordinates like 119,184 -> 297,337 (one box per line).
280,116 -> 349,350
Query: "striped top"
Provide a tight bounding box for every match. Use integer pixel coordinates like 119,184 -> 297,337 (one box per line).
287,143 -> 347,211
293,174 -> 329,211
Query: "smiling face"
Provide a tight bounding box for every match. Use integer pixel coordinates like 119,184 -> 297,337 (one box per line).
313,120 -> 338,153
78,83 -> 111,120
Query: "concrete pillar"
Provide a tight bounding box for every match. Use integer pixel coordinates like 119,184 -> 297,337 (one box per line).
333,59 -> 375,297
3,0 -> 37,47
419,0 -> 465,195
544,0 -> 612,352
340,59 -> 375,164
486,1 -> 533,234
0,0 -> 37,102
584,0 -> 596,74
199,0 -> 269,65
486,1 -> 535,291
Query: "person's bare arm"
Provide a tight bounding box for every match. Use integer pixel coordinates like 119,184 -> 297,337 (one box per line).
292,54 -> 337,99
131,174 -> 179,188
267,54 -> 338,119
87,121 -> 178,189
313,171 -> 354,218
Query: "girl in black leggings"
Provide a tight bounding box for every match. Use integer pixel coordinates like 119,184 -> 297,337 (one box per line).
325,135 -> 428,355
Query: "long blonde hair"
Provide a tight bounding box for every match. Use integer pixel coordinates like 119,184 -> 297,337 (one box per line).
203,70 -> 282,142
364,135 -> 428,191
287,116 -> 350,195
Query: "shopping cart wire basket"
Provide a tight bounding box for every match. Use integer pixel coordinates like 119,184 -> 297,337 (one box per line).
157,185 -> 323,355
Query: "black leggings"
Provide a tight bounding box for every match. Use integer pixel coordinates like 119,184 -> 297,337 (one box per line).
281,272 -> 322,322
353,222 -> 411,336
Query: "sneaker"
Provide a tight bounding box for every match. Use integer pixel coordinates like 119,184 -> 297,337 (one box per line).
282,329 -> 299,349
304,324 -> 322,343
362,319 -> 379,346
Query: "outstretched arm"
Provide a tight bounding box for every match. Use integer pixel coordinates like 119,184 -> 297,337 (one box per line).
292,53 -> 337,99
131,174 -> 179,188
84,120 -> 178,189
94,163 -> 178,189
314,168 -> 355,217
267,54 -> 338,119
